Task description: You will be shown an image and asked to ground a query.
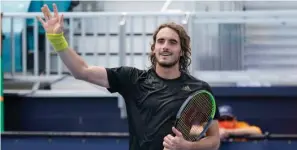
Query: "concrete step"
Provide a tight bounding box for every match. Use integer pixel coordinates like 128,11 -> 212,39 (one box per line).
244,48 -> 297,56
244,38 -> 297,46
243,1 -> 297,10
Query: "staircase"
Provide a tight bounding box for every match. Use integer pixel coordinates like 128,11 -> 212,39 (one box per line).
243,1 -> 297,70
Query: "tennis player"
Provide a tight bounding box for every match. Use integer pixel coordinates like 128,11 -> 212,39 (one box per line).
37,3 -> 221,150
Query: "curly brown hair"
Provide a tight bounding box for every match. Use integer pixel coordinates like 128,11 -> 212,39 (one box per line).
149,22 -> 191,73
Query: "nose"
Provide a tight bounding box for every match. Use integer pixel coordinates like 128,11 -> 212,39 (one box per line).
162,41 -> 170,51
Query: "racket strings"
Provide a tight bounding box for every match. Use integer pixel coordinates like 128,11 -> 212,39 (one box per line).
187,94 -> 211,122
196,94 -> 212,119
177,93 -> 213,141
177,102 -> 194,136
189,94 -> 212,140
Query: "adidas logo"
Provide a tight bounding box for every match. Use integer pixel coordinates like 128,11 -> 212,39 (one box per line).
181,85 -> 191,91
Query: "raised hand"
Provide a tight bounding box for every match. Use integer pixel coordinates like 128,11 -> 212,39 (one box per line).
37,3 -> 64,34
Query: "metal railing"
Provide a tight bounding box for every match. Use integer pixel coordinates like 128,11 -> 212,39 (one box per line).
3,10 -> 297,119
2,12 -> 189,77
2,11 -> 297,85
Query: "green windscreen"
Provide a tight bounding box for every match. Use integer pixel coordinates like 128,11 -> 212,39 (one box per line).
0,56 -> 3,132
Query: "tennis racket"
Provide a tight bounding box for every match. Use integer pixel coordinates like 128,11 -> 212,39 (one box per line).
174,89 -> 216,141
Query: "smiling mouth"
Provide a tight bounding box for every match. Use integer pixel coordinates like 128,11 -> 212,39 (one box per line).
160,53 -> 172,56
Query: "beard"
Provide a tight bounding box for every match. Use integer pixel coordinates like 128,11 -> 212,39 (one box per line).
156,56 -> 180,68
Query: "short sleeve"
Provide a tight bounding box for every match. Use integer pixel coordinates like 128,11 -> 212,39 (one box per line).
202,81 -> 220,120
105,66 -> 141,95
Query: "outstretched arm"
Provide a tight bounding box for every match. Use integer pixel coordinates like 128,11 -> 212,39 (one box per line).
37,3 -> 109,88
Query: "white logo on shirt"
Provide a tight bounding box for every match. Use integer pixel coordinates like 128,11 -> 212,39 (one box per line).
181,85 -> 191,91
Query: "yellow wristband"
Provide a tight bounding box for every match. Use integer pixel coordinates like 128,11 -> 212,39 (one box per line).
46,32 -> 69,52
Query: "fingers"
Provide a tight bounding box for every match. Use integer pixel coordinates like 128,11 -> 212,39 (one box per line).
172,127 -> 183,137
41,4 -> 52,21
53,3 -> 59,18
41,6 -> 49,21
36,16 -> 46,27
163,141 -> 172,149
164,135 -> 174,144
59,14 -> 64,28
44,5 -> 53,19
163,131 -> 186,150
163,134 -> 174,149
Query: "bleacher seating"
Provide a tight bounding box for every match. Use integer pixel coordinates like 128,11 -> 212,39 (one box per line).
243,1 -> 297,70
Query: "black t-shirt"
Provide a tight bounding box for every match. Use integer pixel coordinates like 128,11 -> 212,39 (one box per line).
106,66 -> 220,150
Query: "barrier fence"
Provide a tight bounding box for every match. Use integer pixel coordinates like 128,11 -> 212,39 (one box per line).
2,10 -> 297,123
2,11 -> 297,85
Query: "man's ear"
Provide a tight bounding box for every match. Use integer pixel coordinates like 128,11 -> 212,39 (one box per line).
151,44 -> 155,52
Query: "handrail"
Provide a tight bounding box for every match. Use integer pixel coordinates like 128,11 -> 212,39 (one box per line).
3,10 -> 297,84
2,10 -> 297,18
4,89 -> 119,97
2,12 -> 186,17
227,134 -> 297,141
2,131 -> 297,140
1,131 -> 129,138
268,134 -> 297,140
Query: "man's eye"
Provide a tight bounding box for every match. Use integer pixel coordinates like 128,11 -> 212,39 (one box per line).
158,39 -> 164,43
170,41 -> 177,44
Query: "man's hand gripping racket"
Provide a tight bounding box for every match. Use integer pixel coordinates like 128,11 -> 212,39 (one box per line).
163,90 -> 216,150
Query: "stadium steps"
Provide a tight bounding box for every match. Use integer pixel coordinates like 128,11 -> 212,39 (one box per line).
242,1 -> 297,70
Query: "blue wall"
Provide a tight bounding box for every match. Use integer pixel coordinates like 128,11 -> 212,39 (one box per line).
2,134 -> 296,150
4,96 -> 128,132
213,86 -> 297,134
3,86 -> 297,150
4,86 -> 297,134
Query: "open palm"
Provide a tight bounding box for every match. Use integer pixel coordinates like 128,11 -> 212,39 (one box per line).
37,3 -> 64,34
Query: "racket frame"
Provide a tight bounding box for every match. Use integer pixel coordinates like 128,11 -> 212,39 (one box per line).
174,90 -> 216,141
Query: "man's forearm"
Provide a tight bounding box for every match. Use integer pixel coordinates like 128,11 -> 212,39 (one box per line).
58,47 -> 88,79
46,31 -> 89,79
186,136 -> 220,150
185,136 -> 220,150
228,127 -> 262,136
